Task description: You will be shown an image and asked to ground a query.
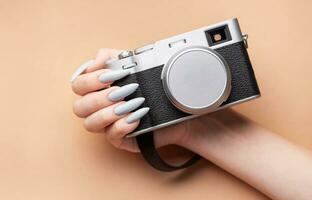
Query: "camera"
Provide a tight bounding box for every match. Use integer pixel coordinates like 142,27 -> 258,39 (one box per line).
106,18 -> 260,137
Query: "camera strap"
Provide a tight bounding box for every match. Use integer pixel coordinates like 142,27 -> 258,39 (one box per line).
136,132 -> 201,172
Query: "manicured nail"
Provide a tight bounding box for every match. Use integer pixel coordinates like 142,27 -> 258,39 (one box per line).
108,83 -> 139,101
70,60 -> 95,82
126,107 -> 150,124
99,69 -> 131,83
114,97 -> 145,116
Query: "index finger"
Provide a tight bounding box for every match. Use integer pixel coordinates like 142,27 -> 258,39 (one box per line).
71,48 -> 122,83
85,48 -> 122,73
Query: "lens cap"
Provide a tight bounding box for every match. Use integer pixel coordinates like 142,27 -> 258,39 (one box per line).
161,46 -> 231,114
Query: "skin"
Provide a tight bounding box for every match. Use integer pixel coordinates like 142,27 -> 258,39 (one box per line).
71,49 -> 312,200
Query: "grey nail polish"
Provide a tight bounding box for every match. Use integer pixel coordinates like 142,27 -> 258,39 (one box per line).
108,83 -> 139,101
114,97 -> 145,116
126,107 -> 150,124
70,60 -> 95,82
99,70 -> 131,83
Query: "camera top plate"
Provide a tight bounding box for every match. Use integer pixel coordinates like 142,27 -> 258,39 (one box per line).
106,18 -> 243,74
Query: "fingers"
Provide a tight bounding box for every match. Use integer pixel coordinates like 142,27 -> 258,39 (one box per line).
83,102 -> 125,132
70,60 -> 95,83
105,117 -> 140,149
83,99 -> 148,133
71,48 -> 152,153
71,48 -> 122,83
73,83 -> 139,118
72,69 -> 111,96
105,111 -> 146,153
73,86 -> 118,118
72,66 -> 132,96
85,48 -> 122,73
105,107 -> 149,140
104,107 -> 150,148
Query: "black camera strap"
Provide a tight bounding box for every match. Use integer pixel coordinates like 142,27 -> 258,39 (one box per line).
136,132 -> 201,172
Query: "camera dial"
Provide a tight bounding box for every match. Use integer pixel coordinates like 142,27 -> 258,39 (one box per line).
118,51 -> 133,59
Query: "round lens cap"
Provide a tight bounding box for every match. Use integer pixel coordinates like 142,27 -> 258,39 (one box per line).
161,46 -> 231,114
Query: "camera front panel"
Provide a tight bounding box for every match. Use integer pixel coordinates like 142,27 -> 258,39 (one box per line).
113,41 -> 260,137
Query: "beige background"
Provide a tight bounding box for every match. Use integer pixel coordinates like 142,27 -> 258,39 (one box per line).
1,0 -> 312,199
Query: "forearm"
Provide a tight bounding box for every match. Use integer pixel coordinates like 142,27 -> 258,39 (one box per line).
185,111 -> 312,200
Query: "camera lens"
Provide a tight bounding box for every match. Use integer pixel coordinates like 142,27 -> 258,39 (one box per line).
162,46 -> 231,115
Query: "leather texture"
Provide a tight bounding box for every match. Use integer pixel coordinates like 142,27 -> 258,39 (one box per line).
113,41 -> 261,133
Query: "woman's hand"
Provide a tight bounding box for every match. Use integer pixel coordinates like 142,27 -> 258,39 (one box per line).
71,48 -> 312,200
71,48 -> 192,152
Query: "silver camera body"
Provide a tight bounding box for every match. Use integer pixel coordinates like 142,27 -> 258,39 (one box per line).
106,18 -> 260,137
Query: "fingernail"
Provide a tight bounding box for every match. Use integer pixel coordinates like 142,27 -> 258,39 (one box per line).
70,60 -> 95,82
99,69 -> 131,83
126,107 -> 150,124
114,97 -> 145,116
108,83 -> 139,101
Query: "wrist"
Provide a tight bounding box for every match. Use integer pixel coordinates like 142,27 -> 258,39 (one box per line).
179,110 -> 312,200
180,110 -> 256,155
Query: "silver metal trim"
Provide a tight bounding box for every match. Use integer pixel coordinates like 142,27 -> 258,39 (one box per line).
134,44 -> 154,55
122,62 -> 137,69
126,94 -> 261,138
106,18 -> 243,74
161,46 -> 231,115
168,39 -> 187,48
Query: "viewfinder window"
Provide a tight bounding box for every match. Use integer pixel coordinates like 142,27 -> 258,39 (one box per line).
205,25 -> 232,46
